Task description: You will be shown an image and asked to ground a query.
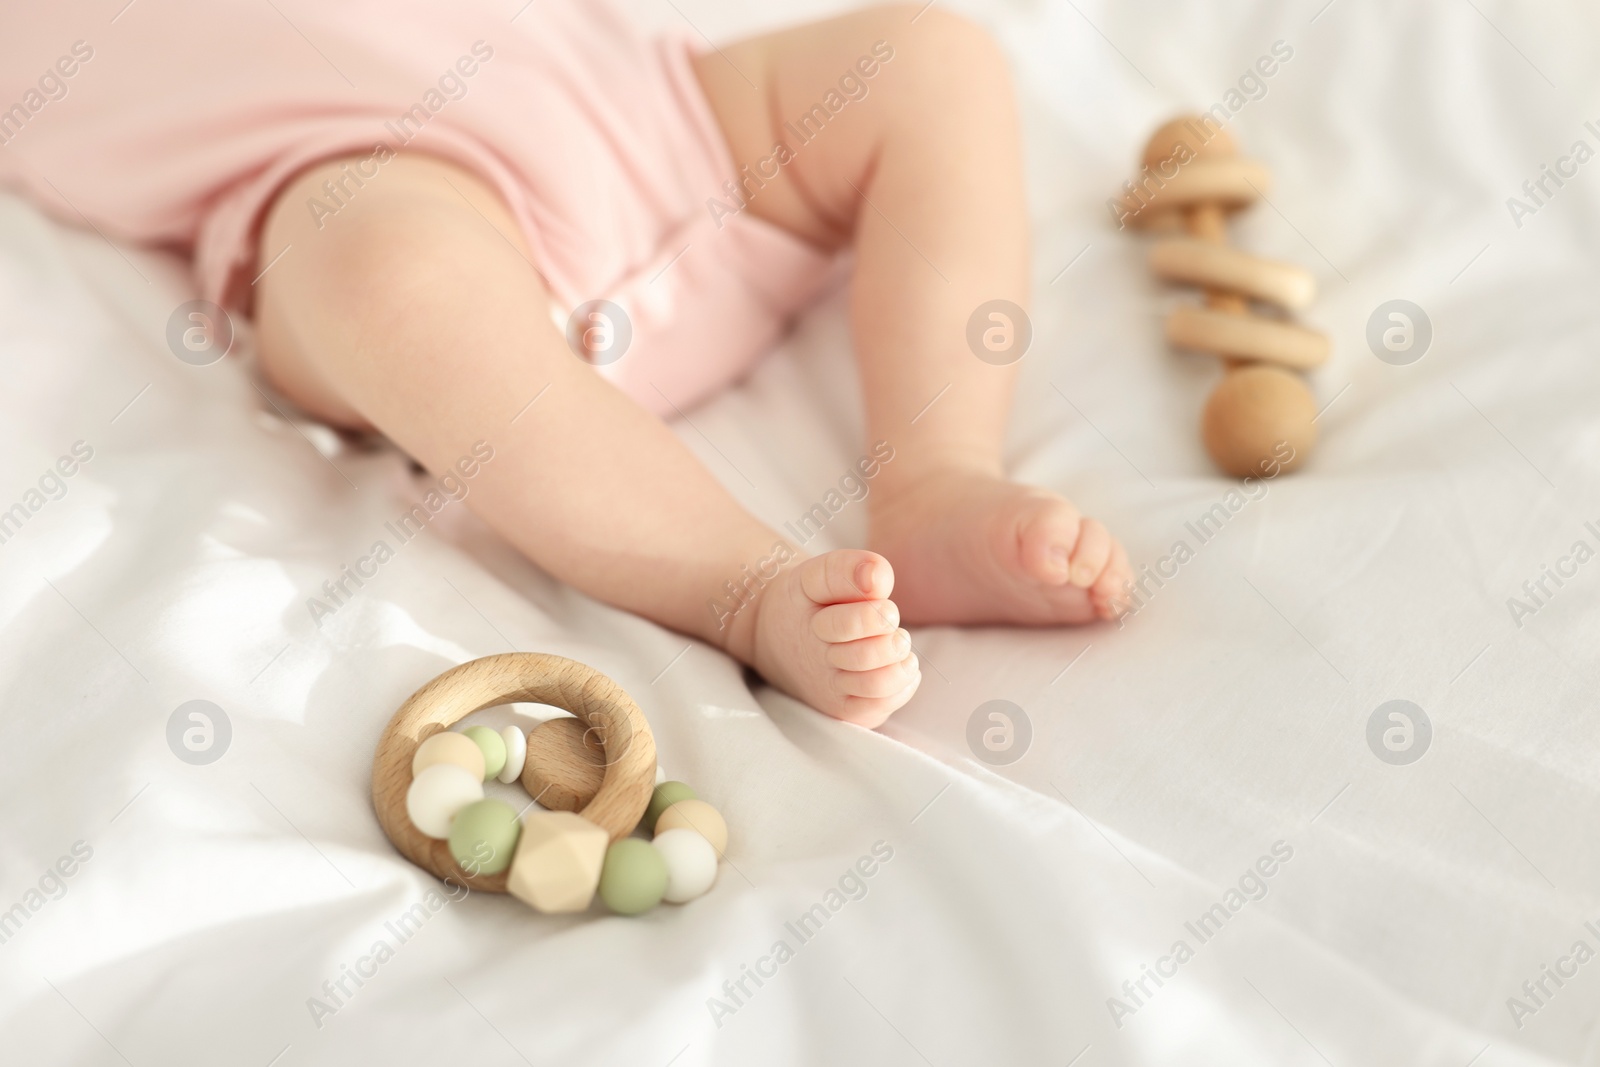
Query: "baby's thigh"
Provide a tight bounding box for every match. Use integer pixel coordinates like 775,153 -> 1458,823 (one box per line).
253,153 -> 530,427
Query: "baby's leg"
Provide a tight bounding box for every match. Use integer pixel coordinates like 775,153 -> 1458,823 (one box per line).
697,6 -> 1133,625
254,154 -> 919,724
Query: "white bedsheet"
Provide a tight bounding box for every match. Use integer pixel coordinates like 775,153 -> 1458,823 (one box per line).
3,0 -> 1599,1064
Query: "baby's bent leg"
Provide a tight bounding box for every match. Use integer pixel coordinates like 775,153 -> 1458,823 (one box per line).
696,7 -> 1132,625
254,155 -> 918,723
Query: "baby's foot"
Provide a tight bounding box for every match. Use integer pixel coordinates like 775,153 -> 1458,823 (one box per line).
727,551 -> 921,728
868,469 -> 1132,626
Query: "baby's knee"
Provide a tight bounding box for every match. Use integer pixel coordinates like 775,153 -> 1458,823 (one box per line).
867,6 -> 1013,114
895,7 -> 1007,73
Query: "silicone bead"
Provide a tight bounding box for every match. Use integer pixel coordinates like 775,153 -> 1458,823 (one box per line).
448,799 -> 521,876
507,811 -> 609,913
651,828 -> 719,904
645,781 -> 697,830
411,731 -> 485,782
498,725 -> 527,784
655,799 -> 727,855
405,764 -> 484,839
463,725 -> 507,781
598,838 -> 668,915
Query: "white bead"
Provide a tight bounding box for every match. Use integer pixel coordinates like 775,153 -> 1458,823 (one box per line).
405,764 -> 483,838
655,765 -> 667,785
498,725 -> 527,784
651,828 -> 718,903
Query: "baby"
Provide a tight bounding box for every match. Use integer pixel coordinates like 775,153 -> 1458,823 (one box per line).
3,1 -> 1130,725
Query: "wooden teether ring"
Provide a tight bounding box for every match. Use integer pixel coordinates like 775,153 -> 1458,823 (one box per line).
372,653 -> 655,892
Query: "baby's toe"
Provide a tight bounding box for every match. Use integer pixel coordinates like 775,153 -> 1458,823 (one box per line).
1068,518 -> 1112,588
797,549 -> 893,606
812,599 -> 900,643
835,656 -> 919,700
1091,542 -> 1134,618
826,629 -> 912,671
838,681 -> 921,728
1015,495 -> 1082,586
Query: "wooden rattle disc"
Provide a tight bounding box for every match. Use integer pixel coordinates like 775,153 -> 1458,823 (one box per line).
522,717 -> 606,813
1201,365 -> 1316,478
1165,305 -> 1330,370
372,653 -> 655,892
1149,239 -> 1316,312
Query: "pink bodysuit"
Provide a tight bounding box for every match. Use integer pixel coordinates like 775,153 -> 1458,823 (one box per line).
0,0 -> 835,415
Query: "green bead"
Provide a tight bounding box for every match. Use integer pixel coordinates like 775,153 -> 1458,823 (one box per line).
448,799 -> 520,876
645,781 -> 697,831
599,838 -> 668,915
463,726 -> 507,781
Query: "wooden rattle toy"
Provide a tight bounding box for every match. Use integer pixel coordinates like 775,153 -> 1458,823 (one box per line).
1116,116 -> 1327,477
372,652 -> 728,915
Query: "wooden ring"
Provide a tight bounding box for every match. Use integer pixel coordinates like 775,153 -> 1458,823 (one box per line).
371,653 -> 656,892
1149,239 -> 1316,311
1164,305 -> 1330,370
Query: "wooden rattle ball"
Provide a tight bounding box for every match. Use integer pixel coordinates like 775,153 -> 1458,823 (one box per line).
1143,114 -> 1236,171
522,717 -> 605,813
1201,365 -> 1316,478
655,799 -> 728,856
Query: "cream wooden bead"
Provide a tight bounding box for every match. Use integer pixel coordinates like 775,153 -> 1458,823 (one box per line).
506,810 -> 609,913
411,731 -> 486,781
655,799 -> 727,856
